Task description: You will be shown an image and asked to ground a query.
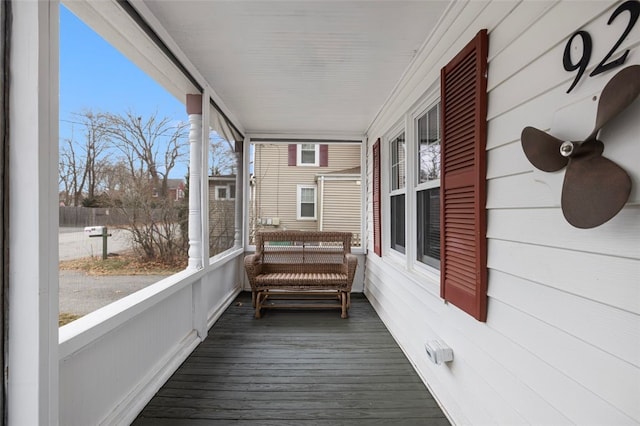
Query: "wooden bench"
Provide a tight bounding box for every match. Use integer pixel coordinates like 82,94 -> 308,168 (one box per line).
244,231 -> 357,318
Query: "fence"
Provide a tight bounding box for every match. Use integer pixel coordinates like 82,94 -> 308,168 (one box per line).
59,207 -> 132,228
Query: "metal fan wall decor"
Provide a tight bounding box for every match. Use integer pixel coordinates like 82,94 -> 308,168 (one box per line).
521,64 -> 639,229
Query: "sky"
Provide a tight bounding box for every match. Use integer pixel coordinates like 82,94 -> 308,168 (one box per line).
59,4 -> 188,178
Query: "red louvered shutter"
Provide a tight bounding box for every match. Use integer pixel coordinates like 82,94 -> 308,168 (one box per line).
440,29 -> 488,322
319,144 -> 329,167
373,139 -> 382,257
288,144 -> 296,166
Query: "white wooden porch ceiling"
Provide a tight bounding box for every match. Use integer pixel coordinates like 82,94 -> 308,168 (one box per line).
142,1 -> 450,137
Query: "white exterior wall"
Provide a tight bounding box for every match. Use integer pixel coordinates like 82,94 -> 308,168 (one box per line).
366,1 -> 640,424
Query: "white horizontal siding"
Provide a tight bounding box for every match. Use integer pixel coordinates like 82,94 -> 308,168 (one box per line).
365,0 -> 640,425
488,239 -> 640,315
487,207 -> 640,259
486,1 -> 611,95
366,259 -> 573,426
489,270 -> 640,370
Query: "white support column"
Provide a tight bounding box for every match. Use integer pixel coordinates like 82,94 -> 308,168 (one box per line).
186,94 -> 203,271
318,176 -> 325,231
360,136 -> 367,251
234,141 -> 244,249
242,136 -> 251,250
187,94 -> 207,339
200,96 -> 210,264
9,1 -> 59,424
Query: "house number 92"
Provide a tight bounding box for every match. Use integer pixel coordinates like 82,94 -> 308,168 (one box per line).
563,0 -> 639,93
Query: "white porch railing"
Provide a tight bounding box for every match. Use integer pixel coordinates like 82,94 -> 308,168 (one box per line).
58,249 -> 244,426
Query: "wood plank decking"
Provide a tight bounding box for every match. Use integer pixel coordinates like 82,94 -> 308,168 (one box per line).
133,292 -> 450,425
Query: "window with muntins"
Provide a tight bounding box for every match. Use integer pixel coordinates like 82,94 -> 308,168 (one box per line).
391,133 -> 406,191
297,185 -> 317,220
390,132 -> 406,253
288,144 -> 329,167
416,103 -> 441,268
216,186 -> 227,200
299,144 -> 318,165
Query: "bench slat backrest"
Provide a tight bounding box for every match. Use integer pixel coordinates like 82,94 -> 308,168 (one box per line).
256,231 -> 352,269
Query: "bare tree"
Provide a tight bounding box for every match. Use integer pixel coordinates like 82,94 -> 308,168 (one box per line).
208,131 -> 238,256
209,198 -> 236,256
210,131 -> 236,176
99,160 -> 131,202
59,137 -> 78,206
104,110 -> 188,197
101,111 -> 189,264
419,142 -> 440,182
58,111 -> 110,206
115,177 -> 187,264
58,109 -> 189,264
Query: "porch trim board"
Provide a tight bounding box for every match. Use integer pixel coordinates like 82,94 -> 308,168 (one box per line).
207,287 -> 242,333
105,276 -> 242,424
100,330 -> 201,426
9,1 -> 60,424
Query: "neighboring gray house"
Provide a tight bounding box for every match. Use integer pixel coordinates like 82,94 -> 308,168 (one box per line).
208,174 -> 236,255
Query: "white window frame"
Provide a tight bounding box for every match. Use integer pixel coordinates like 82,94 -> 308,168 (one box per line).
296,184 -> 317,220
388,128 -> 406,255
297,144 -> 319,166
215,186 -> 227,200
214,184 -> 236,200
414,100 -> 441,270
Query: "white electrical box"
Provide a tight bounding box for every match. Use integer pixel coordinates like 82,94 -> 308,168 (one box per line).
258,217 -> 280,226
425,340 -> 454,365
84,226 -> 106,236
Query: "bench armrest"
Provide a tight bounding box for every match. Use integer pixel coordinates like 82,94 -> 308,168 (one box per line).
344,253 -> 358,290
244,253 -> 263,290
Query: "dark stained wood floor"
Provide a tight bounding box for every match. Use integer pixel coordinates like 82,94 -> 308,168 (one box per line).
133,292 -> 450,425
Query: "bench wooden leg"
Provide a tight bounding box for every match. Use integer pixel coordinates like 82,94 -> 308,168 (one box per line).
251,291 -> 256,308
340,292 -> 348,319
255,292 -> 263,319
